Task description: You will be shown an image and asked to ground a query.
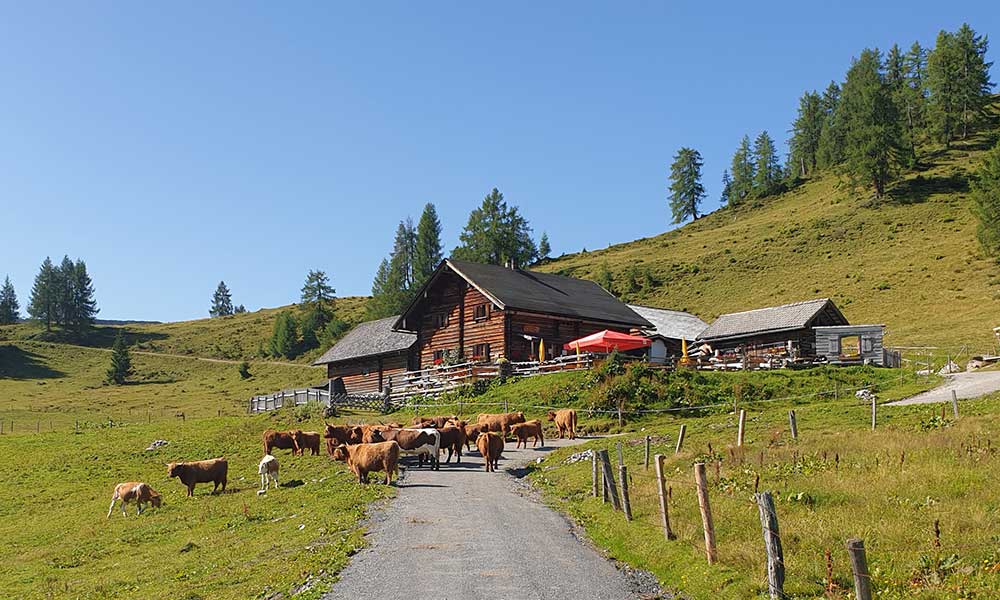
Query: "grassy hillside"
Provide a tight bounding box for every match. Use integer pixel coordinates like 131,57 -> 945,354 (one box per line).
536,105 -> 1000,351
0,296 -> 368,364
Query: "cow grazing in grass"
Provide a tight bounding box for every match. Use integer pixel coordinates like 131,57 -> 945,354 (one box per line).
258,455 -> 279,491
437,425 -> 467,463
167,458 -> 228,497
510,419 -> 545,449
371,428 -> 441,470
477,411 -> 526,437
332,441 -> 400,484
107,482 -> 162,518
291,430 -> 321,456
262,429 -> 299,455
463,423 -> 487,451
476,432 -> 504,472
547,409 -> 578,439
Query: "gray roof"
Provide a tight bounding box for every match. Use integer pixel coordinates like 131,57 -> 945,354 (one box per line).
628,305 -> 708,341
312,315 -> 416,365
397,259 -> 652,330
699,298 -> 847,341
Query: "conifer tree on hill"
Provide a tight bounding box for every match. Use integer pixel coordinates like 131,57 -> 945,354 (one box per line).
210,281 -> 234,317
28,257 -> 58,331
0,276 -> 19,325
538,232 -> 551,261
452,188 -> 537,267
413,203 -> 443,289
106,330 -> 133,385
667,147 -> 705,224
729,135 -> 755,205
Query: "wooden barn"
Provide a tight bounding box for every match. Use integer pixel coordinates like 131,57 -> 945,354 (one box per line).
628,304 -> 708,363
697,298 -> 850,361
394,258 -> 653,365
813,324 -> 891,366
312,316 -> 417,394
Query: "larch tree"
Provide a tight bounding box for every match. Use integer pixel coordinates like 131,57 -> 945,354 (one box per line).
28,257 -> 58,331
971,140 -> 1000,259
413,203 -> 443,290
538,232 -> 551,261
789,91 -> 825,177
268,311 -> 299,359
106,330 -> 134,385
927,25 -> 992,145
752,131 -> 781,197
729,136 -> 755,205
838,48 -> 901,198
0,276 -> 19,324
817,81 -> 844,169
720,170 -> 733,206
67,259 -> 98,332
299,269 -> 336,349
209,281 -> 234,317
453,188 -> 537,267
667,147 -> 705,224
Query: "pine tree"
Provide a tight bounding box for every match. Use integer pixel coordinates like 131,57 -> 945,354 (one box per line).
538,232 -> 551,260
953,24 -> 994,140
668,147 -> 705,223
0,276 -> 19,324
56,255 -> 75,326
106,330 -> 133,385
839,48 -> 901,198
365,257 -> 406,320
413,203 -> 443,289
453,188 -> 537,266
752,131 -> 781,197
389,218 -> 417,290
268,311 -> 299,359
209,281 -> 234,317
67,259 -> 98,332
720,170 -> 733,206
789,92 -> 825,177
971,140 -> 1000,259
817,81 -> 845,169
28,257 -> 58,331
301,270 -> 335,313
234,304 -> 247,314
926,26 -> 992,145
729,136 -> 755,205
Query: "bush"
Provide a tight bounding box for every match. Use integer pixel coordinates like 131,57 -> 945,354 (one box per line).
238,361 -> 251,379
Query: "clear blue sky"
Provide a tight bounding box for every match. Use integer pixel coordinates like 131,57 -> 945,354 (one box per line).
2,2 -> 997,321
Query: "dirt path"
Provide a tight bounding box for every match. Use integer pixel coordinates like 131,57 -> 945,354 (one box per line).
325,437 -> 650,600
887,371 -> 1000,406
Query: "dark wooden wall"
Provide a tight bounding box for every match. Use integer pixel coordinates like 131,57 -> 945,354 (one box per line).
417,273 -> 505,366
327,353 -> 410,394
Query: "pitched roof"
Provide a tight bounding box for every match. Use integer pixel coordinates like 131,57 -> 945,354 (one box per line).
698,298 -> 847,341
397,259 -> 652,329
312,315 -> 416,365
628,305 -> 709,341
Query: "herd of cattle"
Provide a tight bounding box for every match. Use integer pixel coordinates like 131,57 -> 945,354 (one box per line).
105,408 -> 578,517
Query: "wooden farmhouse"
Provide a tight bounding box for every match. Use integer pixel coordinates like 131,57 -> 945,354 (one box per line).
314,258 -> 652,394
627,304 -> 708,363
697,298 -> 891,366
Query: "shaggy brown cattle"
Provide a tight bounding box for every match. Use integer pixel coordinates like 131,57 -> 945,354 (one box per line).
371,428 -> 441,469
463,423 -> 487,450
436,425 -> 467,463
510,419 -> 545,449
411,415 -> 456,428
476,432 -> 504,472
167,458 -> 228,497
332,441 -> 400,484
262,429 -> 299,455
546,409 -> 578,439
107,482 -> 162,517
323,423 -> 364,455
291,430 -> 321,456
477,411 -> 526,437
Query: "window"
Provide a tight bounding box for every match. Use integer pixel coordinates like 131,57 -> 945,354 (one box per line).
472,343 -> 490,359
432,350 -> 445,364
473,304 -> 489,321
839,335 -> 861,358
430,313 -> 448,328
862,337 -> 874,353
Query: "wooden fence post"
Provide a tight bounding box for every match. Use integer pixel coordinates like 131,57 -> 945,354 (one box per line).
788,410 -> 798,440
737,409 -> 746,447
755,492 -> 785,600
846,538 -> 873,600
592,451 -> 599,497
598,450 -> 621,510
835,381 -> 840,401
619,465 -> 632,521
617,441 -> 623,467
871,398 -> 877,431
654,454 -> 675,540
675,424 -> 686,454
694,462 -> 717,564
951,390 -> 959,419
644,436 -> 651,470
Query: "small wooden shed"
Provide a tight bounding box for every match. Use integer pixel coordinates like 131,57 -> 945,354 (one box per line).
813,324 -> 888,366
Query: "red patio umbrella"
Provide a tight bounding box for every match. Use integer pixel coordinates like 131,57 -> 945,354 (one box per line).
563,330 -> 651,353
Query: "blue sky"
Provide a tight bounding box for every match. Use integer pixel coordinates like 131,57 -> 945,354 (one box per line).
2,2 -> 997,321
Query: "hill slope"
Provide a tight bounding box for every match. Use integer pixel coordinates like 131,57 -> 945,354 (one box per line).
537,113 -> 1000,350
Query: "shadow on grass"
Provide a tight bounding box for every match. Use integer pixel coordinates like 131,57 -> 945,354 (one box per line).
889,173 -> 968,205
24,326 -> 169,349
0,345 -> 65,379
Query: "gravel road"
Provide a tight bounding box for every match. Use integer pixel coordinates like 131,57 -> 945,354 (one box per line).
324,436 -> 651,600
887,371 -> 1000,406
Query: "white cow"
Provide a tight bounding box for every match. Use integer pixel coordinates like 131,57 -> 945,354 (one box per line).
258,455 -> 280,491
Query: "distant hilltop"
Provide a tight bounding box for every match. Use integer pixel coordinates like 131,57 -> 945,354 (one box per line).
94,318 -> 162,326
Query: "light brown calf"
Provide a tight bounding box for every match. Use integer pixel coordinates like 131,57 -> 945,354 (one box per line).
107,482 -> 162,517
476,432 -> 504,472
331,441 -> 400,484
546,409 -> 578,439
510,419 -> 545,449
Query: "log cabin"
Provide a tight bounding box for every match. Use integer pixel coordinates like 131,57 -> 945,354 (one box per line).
315,258 -> 652,393
628,304 -> 709,363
